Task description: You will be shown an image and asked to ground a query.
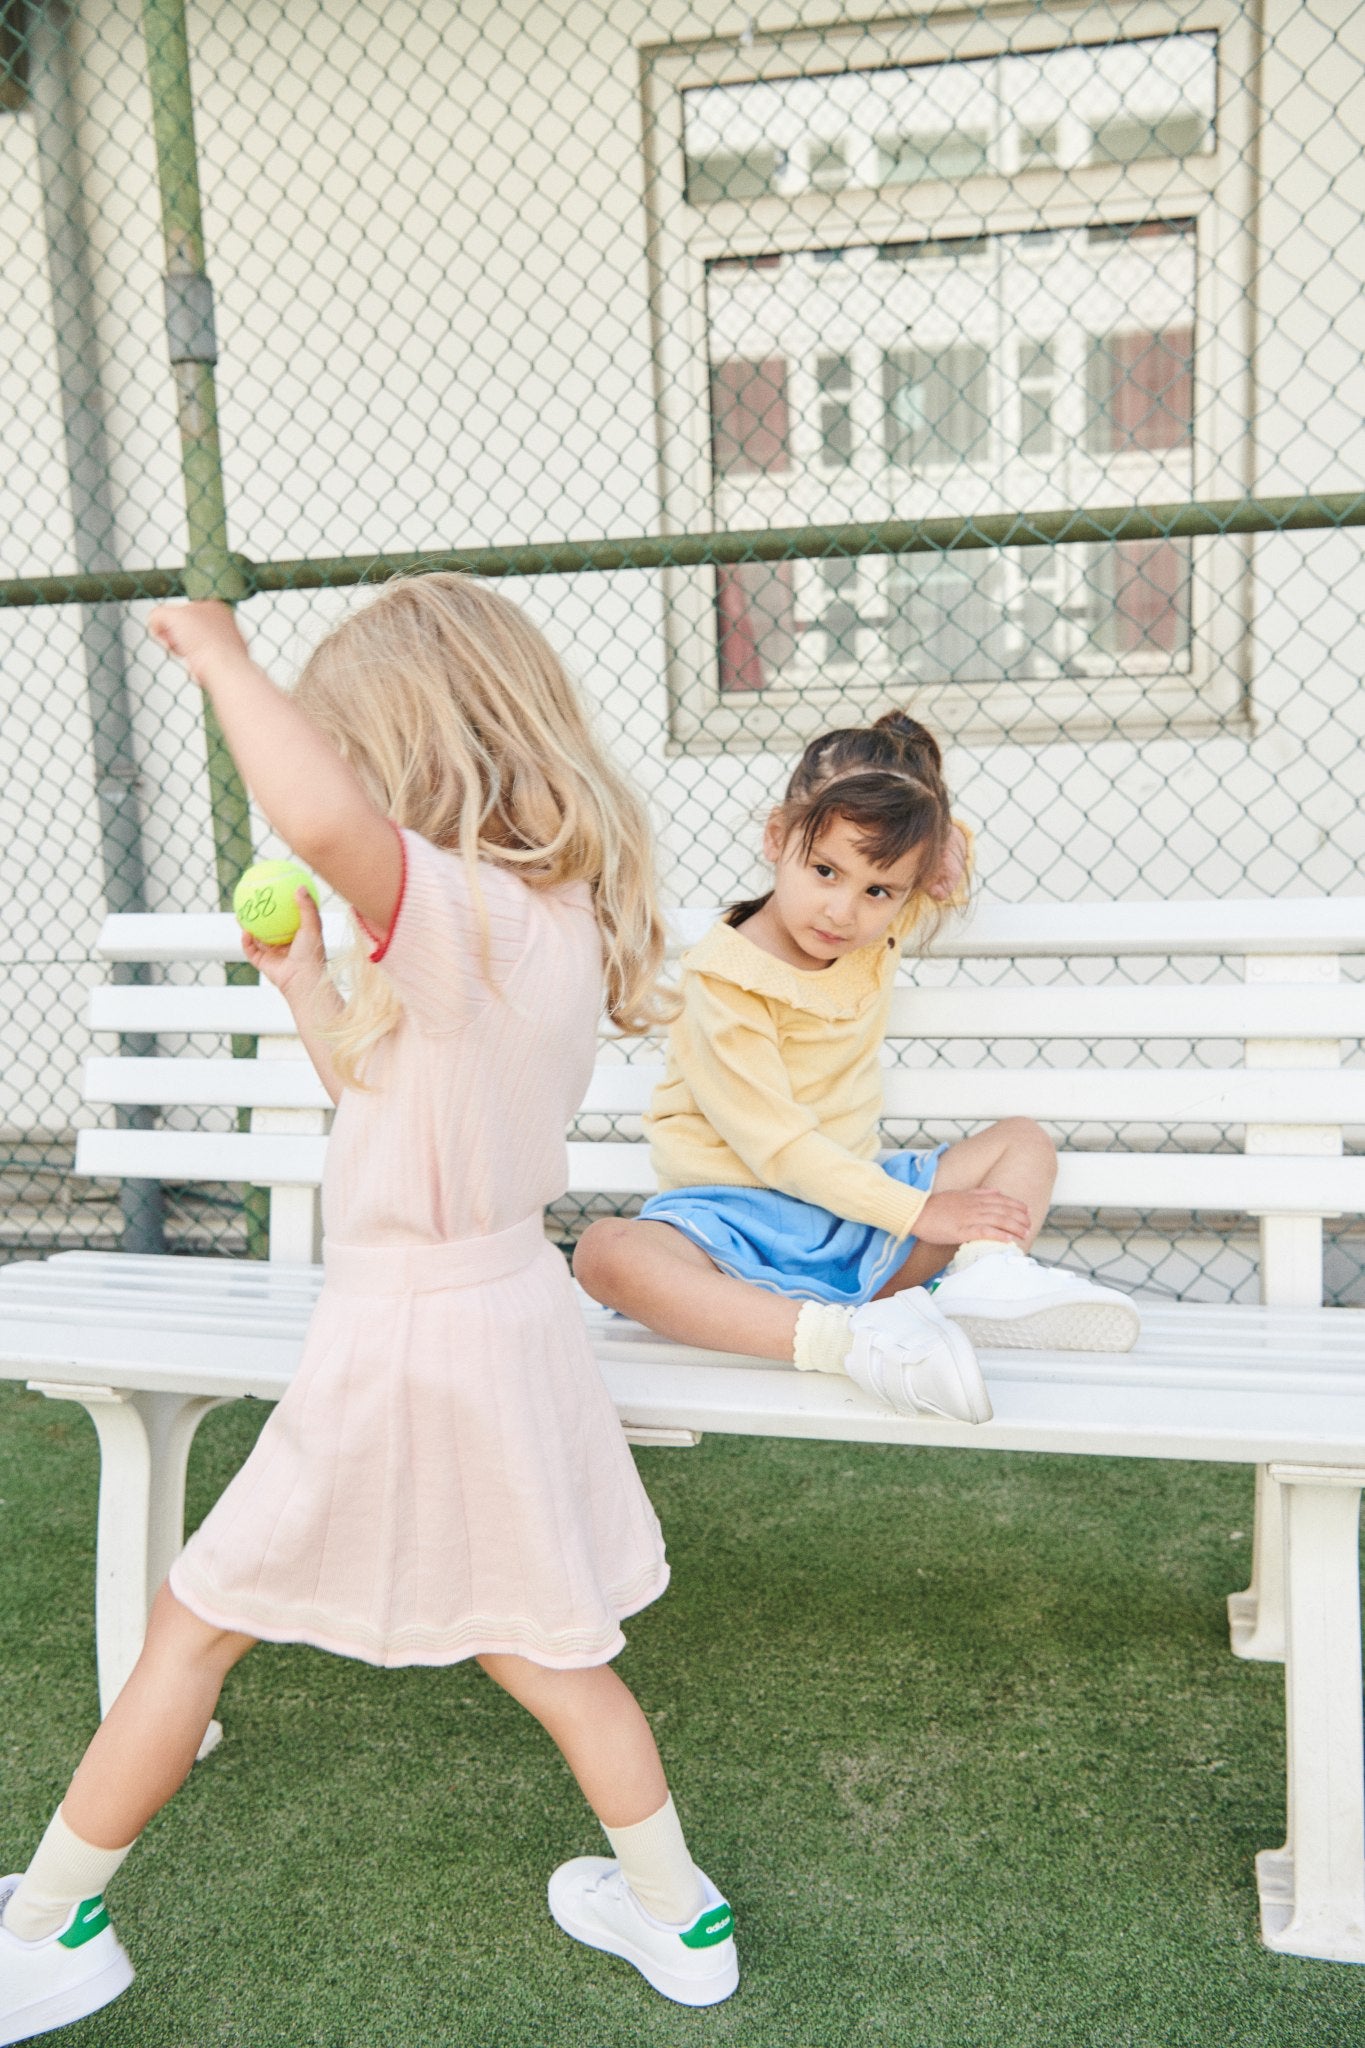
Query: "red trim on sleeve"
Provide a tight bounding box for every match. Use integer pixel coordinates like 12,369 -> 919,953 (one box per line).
356,822 -> 407,963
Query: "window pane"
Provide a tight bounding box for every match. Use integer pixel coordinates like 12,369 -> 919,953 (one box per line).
1018,341 -> 1057,456
875,128 -> 990,185
887,555 -> 1006,680
686,147 -> 780,203
710,356 -> 791,475
883,347 -> 989,468
1087,540 -> 1191,657
716,562 -> 797,691
816,351 -> 854,465
1087,328 -> 1194,453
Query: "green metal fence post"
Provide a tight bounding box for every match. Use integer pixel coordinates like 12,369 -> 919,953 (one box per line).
141,0 -> 265,1255
140,0 -> 251,905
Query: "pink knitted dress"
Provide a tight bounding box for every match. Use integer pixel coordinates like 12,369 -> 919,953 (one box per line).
170,828 -> 669,1668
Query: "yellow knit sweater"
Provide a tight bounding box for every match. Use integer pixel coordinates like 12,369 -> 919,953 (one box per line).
644,890 -> 948,1242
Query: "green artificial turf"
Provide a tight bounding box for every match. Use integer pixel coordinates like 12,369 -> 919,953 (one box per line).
3,1378 -> 1364,2047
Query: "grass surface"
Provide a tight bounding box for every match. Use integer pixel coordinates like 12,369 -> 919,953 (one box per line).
2,1379 -> 1364,2047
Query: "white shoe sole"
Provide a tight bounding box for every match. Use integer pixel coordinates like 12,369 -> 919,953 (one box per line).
944,1296 -> 1140,1354
547,1864 -> 739,2008
0,1948 -> 133,2047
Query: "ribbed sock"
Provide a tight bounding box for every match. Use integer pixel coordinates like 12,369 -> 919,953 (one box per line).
1,1806 -> 136,1944
792,1300 -> 855,1374
949,1239 -> 1016,1273
603,1794 -> 704,1925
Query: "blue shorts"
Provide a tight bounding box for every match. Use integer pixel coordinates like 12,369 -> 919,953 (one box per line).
638,1146 -> 948,1309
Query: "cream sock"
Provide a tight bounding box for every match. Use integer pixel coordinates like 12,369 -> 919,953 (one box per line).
603,1794 -> 704,1925
1,1806 -> 135,1944
949,1239 -> 1017,1273
792,1300 -> 855,1375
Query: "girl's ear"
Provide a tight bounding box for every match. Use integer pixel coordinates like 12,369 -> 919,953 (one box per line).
761,810 -> 787,863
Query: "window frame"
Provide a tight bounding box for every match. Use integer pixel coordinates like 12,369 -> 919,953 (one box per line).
642,0 -> 1259,752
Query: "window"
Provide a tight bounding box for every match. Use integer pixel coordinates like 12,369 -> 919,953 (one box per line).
816,352 -> 854,466
646,8 -> 1254,748
1085,324 -> 1195,454
883,345 -> 990,470
709,356 -> 790,475
717,562 -> 796,692
1019,342 -> 1059,458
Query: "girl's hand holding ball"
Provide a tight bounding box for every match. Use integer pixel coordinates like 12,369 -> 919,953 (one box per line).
234,861 -> 326,999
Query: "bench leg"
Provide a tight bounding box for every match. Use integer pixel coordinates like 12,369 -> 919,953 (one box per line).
1256,1462 -> 1365,1964
1227,1463 -> 1286,1662
29,1383 -> 228,1759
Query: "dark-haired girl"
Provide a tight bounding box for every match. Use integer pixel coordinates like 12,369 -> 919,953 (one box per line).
574,713 -> 1138,1423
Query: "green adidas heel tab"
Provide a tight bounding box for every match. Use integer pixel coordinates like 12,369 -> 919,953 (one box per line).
679,1899 -> 734,1949
58,1896 -> 110,1949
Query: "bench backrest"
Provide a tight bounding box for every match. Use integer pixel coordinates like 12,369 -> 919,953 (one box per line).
81,899 -> 1365,1305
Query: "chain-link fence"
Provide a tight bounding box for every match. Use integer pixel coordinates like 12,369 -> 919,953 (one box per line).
1,0 -> 1363,1293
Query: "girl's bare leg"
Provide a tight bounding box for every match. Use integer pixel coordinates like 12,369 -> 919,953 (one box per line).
476,1654 -> 668,1828
876,1116 -> 1058,1298
574,1218 -> 799,1363
575,1117 -> 1056,1353
62,1584 -> 256,1849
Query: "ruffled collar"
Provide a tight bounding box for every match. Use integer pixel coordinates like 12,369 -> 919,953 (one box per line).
681,917 -> 895,1019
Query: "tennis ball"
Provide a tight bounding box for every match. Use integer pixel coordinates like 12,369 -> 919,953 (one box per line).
232,860 -> 320,946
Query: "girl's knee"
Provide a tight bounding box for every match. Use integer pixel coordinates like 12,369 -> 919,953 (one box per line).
998,1116 -> 1056,1160
146,1581 -> 254,1674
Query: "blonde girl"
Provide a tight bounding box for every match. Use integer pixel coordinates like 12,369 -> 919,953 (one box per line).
0,576 -> 737,2043
576,712 -> 1138,1422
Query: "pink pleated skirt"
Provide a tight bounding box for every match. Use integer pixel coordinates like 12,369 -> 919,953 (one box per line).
170,1217 -> 669,1668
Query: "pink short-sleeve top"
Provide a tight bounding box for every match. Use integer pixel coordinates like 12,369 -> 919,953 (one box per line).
324,827 -> 603,1247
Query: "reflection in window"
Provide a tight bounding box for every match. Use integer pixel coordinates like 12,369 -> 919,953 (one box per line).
1018,341 -> 1058,457
876,128 -> 990,184
710,356 -> 791,474
686,147 -> 780,203
1090,108 -> 1210,163
883,346 -> 989,469
1086,328 -> 1194,454
810,556 -> 866,667
1086,540 -> 1191,657
807,138 -> 849,189
887,553 -> 1006,681
816,353 -> 854,465
716,561 -> 797,691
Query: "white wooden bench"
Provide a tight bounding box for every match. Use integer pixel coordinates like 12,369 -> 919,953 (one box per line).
3,895 -> 1365,1966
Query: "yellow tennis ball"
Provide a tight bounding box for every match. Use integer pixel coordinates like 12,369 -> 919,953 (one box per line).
232,860 -> 320,946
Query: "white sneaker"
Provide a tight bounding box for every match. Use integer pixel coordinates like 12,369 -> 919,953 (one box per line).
0,1878 -> 134,2046
928,1246 -> 1141,1353
547,1858 -> 738,2007
845,1290 -> 993,1423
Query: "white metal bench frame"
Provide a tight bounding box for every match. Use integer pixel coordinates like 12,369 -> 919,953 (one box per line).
2,894 -> 1364,1965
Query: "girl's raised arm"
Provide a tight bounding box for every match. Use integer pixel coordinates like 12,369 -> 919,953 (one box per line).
148,600 -> 402,940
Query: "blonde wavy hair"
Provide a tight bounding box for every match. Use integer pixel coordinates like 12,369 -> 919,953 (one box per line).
293,573 -> 673,1086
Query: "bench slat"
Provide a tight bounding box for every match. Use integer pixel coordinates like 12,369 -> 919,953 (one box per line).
71,1126 -> 1365,1213
87,982 -> 1365,1047
581,1065 -> 1365,1124
85,1055 -> 1365,1124
90,986 -> 295,1035
86,1057 -> 332,1110
100,897 -> 1365,963
76,1130 -> 328,1183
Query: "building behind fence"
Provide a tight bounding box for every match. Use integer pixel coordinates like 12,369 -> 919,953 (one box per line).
1,0 -> 1364,1293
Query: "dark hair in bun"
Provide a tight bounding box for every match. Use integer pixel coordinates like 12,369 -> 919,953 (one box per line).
727,711 -> 955,928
